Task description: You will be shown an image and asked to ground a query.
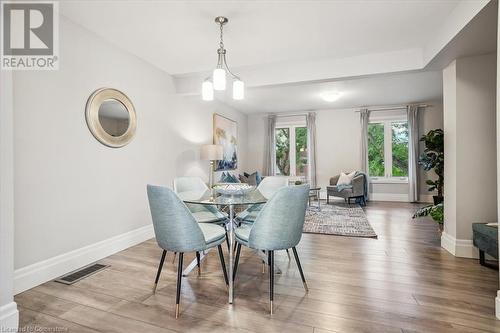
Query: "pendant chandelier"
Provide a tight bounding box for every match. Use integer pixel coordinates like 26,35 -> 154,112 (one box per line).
202,16 -> 244,101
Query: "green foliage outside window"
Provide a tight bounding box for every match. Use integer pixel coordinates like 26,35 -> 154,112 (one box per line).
276,128 -> 290,175
392,122 -> 409,177
368,122 -> 408,177
295,127 -> 307,176
276,127 -> 308,176
368,123 -> 385,176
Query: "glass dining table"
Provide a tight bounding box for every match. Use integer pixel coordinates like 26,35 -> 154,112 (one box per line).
182,189 -> 267,304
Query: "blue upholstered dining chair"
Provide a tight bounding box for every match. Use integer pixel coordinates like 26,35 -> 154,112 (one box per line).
232,185 -> 309,314
236,176 -> 292,260
173,177 -> 230,267
173,177 -> 227,223
236,176 -> 289,224
147,184 -> 229,318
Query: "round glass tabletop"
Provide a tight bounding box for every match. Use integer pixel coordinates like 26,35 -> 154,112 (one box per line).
182,189 -> 267,206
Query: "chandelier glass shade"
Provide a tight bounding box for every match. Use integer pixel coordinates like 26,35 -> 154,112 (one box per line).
202,16 -> 244,101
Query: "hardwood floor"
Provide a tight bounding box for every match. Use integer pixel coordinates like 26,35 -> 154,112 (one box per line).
16,201 -> 500,332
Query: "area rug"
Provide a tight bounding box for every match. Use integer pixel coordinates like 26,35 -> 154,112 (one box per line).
304,203 -> 377,238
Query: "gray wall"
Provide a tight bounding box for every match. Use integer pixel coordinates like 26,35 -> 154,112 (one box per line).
12,16 -> 248,269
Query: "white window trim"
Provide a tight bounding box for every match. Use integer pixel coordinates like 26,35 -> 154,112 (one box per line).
276,121 -> 306,177
368,114 -> 409,184
370,177 -> 408,184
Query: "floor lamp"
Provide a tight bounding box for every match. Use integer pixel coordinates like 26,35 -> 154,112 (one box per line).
201,144 -> 223,188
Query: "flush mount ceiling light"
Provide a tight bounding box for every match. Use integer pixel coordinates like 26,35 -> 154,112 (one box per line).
202,16 -> 244,101
321,91 -> 341,102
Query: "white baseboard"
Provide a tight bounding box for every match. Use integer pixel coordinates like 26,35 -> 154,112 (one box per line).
441,232 -> 479,258
0,302 -> 18,331
496,291 -> 500,319
419,194 -> 434,203
14,224 -> 154,294
323,192 -> 418,203
369,193 -> 409,202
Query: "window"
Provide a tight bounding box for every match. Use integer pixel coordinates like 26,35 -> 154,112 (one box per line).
368,117 -> 408,181
275,124 -> 308,177
391,122 -> 409,177
368,123 -> 385,177
295,127 -> 308,177
276,128 -> 290,175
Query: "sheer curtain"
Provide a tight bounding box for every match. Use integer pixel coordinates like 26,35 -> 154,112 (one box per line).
407,105 -> 420,202
360,109 -> 369,173
306,112 -> 317,187
265,115 -> 277,176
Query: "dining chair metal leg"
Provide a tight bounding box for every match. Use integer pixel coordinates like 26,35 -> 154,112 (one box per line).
153,250 -> 167,293
285,249 -> 291,260
292,247 -> 308,292
217,245 -> 229,286
172,252 -> 177,264
196,251 -> 201,276
233,243 -> 242,282
269,250 -> 274,315
175,252 -> 184,318
225,231 -> 230,252
262,250 -> 266,273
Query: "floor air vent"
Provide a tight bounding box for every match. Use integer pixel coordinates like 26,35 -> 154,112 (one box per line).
54,263 -> 109,285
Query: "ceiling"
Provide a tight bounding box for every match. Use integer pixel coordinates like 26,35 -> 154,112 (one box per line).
221,70 -> 443,113
60,0 -> 494,114
60,0 -> 462,75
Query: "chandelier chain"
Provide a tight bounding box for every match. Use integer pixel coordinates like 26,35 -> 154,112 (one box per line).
219,23 -> 224,49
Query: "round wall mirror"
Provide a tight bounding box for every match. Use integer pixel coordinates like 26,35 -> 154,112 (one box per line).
98,99 -> 130,137
85,88 -> 137,148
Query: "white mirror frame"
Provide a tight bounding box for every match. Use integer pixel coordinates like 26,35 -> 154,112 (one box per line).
85,88 -> 137,148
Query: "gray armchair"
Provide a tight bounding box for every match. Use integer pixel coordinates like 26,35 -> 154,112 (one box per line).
327,173 -> 366,205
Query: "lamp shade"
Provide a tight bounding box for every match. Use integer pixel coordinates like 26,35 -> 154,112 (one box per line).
213,68 -> 226,90
201,144 -> 223,161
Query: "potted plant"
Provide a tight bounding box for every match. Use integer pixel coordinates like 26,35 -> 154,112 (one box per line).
418,129 -> 444,205
413,203 -> 444,231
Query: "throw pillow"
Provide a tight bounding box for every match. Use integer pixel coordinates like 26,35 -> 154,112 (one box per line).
229,173 -> 240,183
219,172 -> 228,183
241,171 -> 262,185
255,171 -> 262,185
239,174 -> 249,183
221,172 -> 239,183
337,171 -> 356,186
246,173 -> 258,186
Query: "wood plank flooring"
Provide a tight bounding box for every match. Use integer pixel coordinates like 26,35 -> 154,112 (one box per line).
15,201 -> 500,332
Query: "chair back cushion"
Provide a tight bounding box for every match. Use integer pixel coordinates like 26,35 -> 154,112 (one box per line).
147,184 -> 206,252
173,177 -> 208,200
257,176 -> 289,199
249,185 -> 309,250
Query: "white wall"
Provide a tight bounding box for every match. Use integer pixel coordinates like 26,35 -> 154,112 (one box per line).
247,102 -> 443,201
443,61 -> 458,240
12,16 -> 247,290
0,70 -> 18,329
442,53 -> 497,257
496,2 -> 500,319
